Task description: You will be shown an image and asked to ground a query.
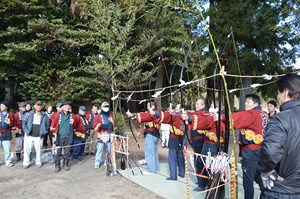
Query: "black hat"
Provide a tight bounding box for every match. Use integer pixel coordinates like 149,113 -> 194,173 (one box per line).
1,101 -> 9,108
60,100 -> 70,107
18,102 -> 27,107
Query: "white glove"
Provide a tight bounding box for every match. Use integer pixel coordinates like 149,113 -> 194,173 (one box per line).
261,170 -> 284,190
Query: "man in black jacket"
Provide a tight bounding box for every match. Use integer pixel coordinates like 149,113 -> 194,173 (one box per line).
259,73 -> 300,198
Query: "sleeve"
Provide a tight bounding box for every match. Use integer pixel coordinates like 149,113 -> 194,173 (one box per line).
50,113 -> 58,133
45,114 -> 50,131
93,114 -> 102,132
9,112 -> 14,128
22,113 -> 29,135
190,114 -> 215,130
154,111 -> 171,124
259,116 -> 287,173
14,113 -> 21,129
135,112 -> 153,123
232,111 -> 256,130
72,115 -> 80,132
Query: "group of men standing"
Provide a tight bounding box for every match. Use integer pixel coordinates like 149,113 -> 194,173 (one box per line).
1,73 -> 300,198
0,100 -> 116,173
127,73 -> 300,199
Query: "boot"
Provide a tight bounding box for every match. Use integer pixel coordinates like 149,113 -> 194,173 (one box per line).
16,152 -> 21,161
55,160 -> 61,172
63,159 -> 70,171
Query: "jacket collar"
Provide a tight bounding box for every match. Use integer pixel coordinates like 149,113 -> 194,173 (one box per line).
252,105 -> 261,110
280,99 -> 300,111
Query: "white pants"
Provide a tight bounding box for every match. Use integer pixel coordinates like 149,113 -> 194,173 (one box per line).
161,129 -> 170,146
23,135 -> 43,166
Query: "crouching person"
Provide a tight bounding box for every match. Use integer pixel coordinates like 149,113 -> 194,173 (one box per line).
22,101 -> 50,169
51,101 -> 74,172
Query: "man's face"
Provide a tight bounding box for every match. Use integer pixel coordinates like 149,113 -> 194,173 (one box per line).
62,104 -> 71,112
47,106 -> 52,113
92,106 -> 98,113
19,106 -> 26,112
34,104 -> 43,112
277,89 -> 292,105
79,110 -> 86,115
245,98 -> 257,110
56,107 -> 62,112
267,104 -> 276,113
195,100 -> 204,111
0,104 -> 7,112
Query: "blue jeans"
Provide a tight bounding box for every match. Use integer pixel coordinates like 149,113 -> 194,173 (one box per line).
95,141 -> 111,166
168,148 -> 185,179
0,140 -> 12,164
145,134 -> 159,173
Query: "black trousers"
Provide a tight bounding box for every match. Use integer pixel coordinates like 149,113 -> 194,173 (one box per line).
43,132 -> 53,147
54,138 -> 71,162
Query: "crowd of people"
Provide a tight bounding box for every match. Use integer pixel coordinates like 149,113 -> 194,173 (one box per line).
1,73 -> 300,198
0,100 -> 115,172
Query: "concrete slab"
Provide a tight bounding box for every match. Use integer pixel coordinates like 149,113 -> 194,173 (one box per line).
118,162 -> 261,199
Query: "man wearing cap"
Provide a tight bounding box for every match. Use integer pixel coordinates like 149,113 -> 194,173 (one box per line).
0,101 -> 15,167
93,102 -> 116,169
85,105 -> 98,155
43,104 -> 53,150
51,101 -> 75,172
22,101 -> 50,168
72,106 -> 90,164
13,102 -> 27,161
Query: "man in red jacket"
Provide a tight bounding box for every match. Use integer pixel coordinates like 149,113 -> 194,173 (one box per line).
51,101 -> 75,172
215,94 -> 268,199
73,106 -> 90,164
127,101 -> 160,174
13,102 -> 27,161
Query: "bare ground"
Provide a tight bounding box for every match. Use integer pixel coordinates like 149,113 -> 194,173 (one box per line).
0,134 -> 168,199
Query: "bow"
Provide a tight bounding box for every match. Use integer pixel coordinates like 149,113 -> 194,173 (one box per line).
126,84 -> 140,148
168,41 -> 185,148
179,32 -> 196,147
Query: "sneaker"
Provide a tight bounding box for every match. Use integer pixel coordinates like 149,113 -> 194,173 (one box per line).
103,162 -> 107,166
95,164 -> 100,169
5,162 -> 14,167
143,171 -> 155,175
37,164 -> 42,168
23,165 -> 29,169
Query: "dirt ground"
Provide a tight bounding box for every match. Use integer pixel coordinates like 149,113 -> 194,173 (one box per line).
0,134 -> 169,199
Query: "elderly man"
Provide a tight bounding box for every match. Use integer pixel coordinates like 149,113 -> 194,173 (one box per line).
22,101 -> 50,168
51,101 -> 75,172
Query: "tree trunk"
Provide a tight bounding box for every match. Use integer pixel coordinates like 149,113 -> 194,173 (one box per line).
155,65 -> 164,110
239,78 -> 252,111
